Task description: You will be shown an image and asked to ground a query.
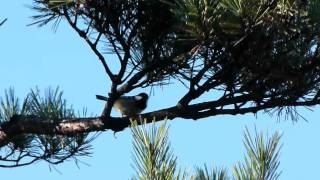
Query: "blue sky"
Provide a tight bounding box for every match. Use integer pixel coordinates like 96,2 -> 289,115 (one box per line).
1,1 -> 320,179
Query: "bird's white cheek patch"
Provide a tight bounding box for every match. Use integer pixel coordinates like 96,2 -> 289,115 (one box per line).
134,96 -> 143,101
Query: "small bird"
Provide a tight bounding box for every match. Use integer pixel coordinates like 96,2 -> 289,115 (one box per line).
96,93 -> 148,116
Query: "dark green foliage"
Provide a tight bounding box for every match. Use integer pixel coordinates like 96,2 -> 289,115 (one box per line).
29,1 -> 320,116
0,88 -> 93,167
0,88 -> 32,149
27,87 -> 75,121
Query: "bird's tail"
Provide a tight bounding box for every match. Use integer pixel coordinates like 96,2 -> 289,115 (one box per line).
96,95 -> 109,101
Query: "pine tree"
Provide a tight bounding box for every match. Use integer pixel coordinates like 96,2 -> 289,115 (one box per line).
0,0 -> 319,169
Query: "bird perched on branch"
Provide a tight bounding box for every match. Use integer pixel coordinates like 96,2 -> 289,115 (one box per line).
96,93 -> 148,116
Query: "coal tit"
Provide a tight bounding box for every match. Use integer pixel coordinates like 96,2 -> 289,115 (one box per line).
96,93 -> 148,116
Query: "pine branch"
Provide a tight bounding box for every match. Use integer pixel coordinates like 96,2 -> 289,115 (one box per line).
1,95 -> 320,146
233,127 -> 282,180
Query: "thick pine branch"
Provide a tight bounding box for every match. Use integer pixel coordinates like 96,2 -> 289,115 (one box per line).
1,97 -> 319,145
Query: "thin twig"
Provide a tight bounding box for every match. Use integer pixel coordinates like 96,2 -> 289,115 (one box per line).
0,18 -> 7,26
62,8 -> 114,80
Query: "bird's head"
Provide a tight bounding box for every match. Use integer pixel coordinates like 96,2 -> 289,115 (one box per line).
135,93 -> 149,101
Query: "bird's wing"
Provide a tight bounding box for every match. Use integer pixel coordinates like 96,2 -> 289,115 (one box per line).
114,98 -> 137,114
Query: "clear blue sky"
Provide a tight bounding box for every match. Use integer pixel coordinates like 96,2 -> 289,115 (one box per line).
1,1 -> 320,179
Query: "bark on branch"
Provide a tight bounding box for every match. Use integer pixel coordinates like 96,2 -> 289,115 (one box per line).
1,97 -> 319,145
